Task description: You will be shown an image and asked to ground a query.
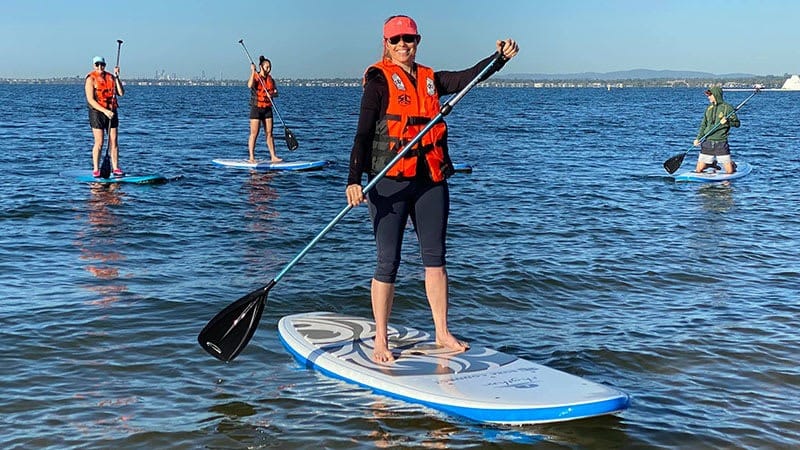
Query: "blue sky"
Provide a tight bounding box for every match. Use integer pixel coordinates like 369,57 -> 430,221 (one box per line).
2,0 -> 798,79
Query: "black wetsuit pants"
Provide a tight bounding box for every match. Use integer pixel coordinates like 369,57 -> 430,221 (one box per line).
367,177 -> 449,283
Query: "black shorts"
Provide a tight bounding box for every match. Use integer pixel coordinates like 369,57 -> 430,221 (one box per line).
249,106 -> 274,120
700,140 -> 730,156
88,108 -> 119,129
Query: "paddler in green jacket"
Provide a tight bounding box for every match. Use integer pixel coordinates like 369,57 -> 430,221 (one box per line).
693,86 -> 740,174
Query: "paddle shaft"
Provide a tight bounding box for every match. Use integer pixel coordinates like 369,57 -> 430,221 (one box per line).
100,41 -> 124,178
270,50 -> 504,285
116,39 -> 123,67
238,40 -> 289,126
112,40 -> 122,111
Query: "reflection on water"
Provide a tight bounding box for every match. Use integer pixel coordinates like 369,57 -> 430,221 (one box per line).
4,86 -> 800,449
242,171 -> 280,269
75,184 -> 128,307
208,400 -> 258,417
245,171 -> 279,229
697,183 -> 734,213
363,399 -> 544,447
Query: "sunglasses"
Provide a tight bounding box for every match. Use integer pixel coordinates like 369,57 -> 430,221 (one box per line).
95,62 -> 106,67
387,34 -> 419,45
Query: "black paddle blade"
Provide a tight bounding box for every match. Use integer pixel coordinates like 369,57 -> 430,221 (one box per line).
197,280 -> 275,362
663,152 -> 686,174
100,154 -> 112,179
284,127 -> 299,151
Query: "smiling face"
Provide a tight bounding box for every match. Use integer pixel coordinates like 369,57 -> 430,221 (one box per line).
260,60 -> 271,74
384,34 -> 419,69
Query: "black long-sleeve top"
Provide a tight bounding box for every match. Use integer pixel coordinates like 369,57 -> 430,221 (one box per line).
347,54 -> 506,186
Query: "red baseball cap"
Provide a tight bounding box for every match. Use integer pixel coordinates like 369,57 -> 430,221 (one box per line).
383,15 -> 419,39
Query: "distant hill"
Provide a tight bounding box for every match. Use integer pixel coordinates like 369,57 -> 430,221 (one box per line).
499,69 -> 757,81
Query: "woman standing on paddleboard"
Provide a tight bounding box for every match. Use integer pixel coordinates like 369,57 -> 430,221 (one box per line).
85,56 -> 124,177
247,56 -> 282,163
345,15 -> 518,363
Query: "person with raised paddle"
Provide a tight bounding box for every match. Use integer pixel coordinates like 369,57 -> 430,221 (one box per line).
198,29 -> 511,364
693,86 -> 740,174
247,55 -> 282,163
85,54 -> 124,178
345,15 -> 519,363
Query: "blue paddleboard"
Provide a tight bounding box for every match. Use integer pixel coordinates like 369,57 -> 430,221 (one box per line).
673,162 -> 752,182
62,170 -> 176,184
212,159 -> 329,171
452,163 -> 473,173
278,312 -> 630,425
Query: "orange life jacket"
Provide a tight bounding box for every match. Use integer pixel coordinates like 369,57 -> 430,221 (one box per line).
251,73 -> 276,108
367,60 -> 451,182
86,70 -> 118,110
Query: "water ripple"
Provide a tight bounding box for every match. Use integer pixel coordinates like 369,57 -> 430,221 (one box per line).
2,85 -> 800,448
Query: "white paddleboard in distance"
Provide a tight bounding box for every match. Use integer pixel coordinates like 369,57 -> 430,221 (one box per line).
278,312 -> 630,425
212,159 -> 329,171
674,161 -> 752,182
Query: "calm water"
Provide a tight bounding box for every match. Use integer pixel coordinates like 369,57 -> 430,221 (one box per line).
1,83 -> 799,449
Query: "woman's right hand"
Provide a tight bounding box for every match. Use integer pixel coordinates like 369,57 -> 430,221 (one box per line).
104,109 -> 114,119
346,184 -> 365,207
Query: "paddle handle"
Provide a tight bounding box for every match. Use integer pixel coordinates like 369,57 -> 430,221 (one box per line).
272,49 -> 506,284
116,39 -> 123,67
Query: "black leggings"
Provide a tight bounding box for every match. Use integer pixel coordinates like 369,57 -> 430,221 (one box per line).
367,178 -> 449,283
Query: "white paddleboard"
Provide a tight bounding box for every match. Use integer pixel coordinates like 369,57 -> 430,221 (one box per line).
278,312 -> 630,425
674,162 -> 752,182
212,159 -> 328,171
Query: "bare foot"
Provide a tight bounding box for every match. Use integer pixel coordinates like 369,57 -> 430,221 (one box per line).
436,333 -> 469,353
372,340 -> 395,364
271,157 -> 283,163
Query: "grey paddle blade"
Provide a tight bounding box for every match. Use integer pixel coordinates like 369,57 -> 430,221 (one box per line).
285,127 -> 299,151
100,154 -> 112,179
197,280 -> 274,362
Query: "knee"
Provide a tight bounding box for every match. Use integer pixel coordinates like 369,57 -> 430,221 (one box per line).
421,251 -> 445,268
374,259 -> 400,284
425,265 -> 447,279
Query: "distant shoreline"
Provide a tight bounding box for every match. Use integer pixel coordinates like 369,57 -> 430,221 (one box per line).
0,75 -> 789,89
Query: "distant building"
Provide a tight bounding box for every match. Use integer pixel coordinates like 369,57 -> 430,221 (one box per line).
781,75 -> 800,90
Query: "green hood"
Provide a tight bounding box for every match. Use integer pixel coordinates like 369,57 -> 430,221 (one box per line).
697,85 -> 740,141
707,86 -> 724,103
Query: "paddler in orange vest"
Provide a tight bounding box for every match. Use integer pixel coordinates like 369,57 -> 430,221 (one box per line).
247,55 -> 282,163
345,15 -> 519,363
84,55 -> 125,177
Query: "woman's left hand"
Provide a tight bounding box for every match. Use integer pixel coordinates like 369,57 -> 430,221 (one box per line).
496,39 -> 519,60
346,184 -> 365,207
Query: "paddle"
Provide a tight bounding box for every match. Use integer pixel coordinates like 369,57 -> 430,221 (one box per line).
663,88 -> 760,174
99,127 -> 112,178
198,47 -> 507,362
238,39 -> 299,151
99,40 -> 124,179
